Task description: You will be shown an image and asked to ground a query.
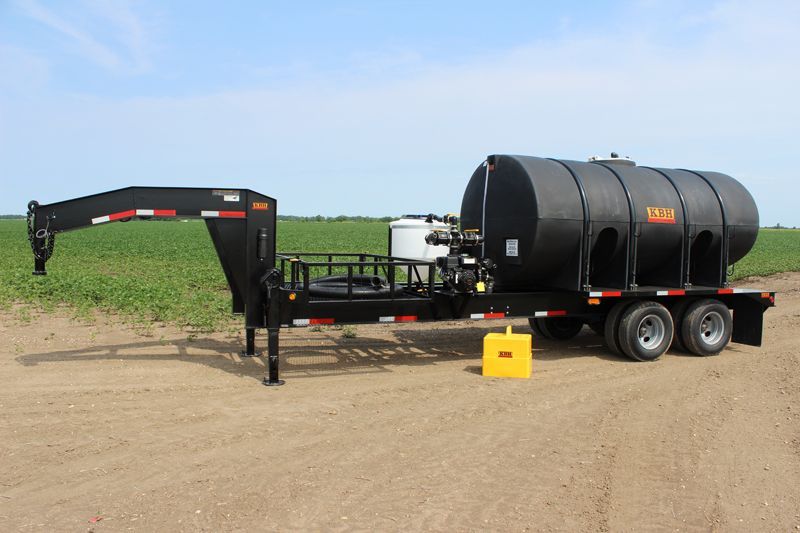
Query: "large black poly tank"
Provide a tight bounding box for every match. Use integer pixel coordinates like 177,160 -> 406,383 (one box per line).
460,155 -> 759,291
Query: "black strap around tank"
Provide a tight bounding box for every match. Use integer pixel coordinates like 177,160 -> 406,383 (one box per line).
548,159 -> 591,290
643,167 -> 691,288
593,162 -> 637,289
680,169 -> 729,287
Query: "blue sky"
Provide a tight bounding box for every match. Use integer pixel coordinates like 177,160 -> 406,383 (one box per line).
1,1 -> 798,225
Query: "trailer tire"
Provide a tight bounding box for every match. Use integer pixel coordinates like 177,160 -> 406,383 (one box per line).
680,299 -> 732,356
618,301 -> 673,361
528,318 -> 549,338
669,298 -> 694,352
534,317 -> 584,340
604,300 -> 633,356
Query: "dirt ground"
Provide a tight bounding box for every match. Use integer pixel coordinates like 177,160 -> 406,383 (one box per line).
1,274 -> 799,532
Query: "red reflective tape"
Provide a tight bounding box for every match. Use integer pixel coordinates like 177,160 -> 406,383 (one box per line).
154,209 -> 176,216
108,210 -> 137,221
717,288 -> 734,294
395,315 -> 417,322
667,290 -> 685,296
548,310 -> 568,316
484,312 -> 505,319
309,318 -> 335,325
219,211 -> 246,218
603,291 -> 622,297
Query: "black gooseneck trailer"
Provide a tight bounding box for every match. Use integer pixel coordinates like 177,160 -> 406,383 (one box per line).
25,155 -> 775,386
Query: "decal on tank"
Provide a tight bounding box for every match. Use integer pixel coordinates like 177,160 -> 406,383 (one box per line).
646,207 -> 676,224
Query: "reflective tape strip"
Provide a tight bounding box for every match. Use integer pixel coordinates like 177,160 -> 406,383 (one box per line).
469,312 -> 505,319
656,290 -> 686,296
91,209 -> 137,224
94,209 -> 177,224
379,315 -> 417,323
135,209 -> 176,217
589,291 -> 622,297
534,310 -> 567,317
94,208 -> 242,222
201,210 -> 246,218
292,318 -> 335,326
109,210 -> 136,221
717,288 -> 755,294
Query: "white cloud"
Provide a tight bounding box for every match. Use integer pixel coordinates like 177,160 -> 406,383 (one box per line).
14,0 -> 151,73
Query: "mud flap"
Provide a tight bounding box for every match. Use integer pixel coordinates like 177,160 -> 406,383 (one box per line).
731,296 -> 764,347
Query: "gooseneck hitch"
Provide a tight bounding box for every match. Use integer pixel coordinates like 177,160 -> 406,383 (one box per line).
27,201 -> 56,275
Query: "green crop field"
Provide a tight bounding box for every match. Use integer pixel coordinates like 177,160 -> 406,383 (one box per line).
729,229 -> 800,278
1,220 -> 798,332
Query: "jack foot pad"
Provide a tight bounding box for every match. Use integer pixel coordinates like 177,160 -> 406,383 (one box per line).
240,351 -> 262,358
263,378 -> 286,387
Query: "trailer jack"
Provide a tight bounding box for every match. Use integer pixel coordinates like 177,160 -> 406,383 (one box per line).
264,328 -> 284,386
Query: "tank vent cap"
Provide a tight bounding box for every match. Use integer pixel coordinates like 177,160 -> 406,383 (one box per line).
588,152 -> 636,166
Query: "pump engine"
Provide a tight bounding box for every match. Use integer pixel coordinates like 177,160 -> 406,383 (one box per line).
425,215 -> 494,293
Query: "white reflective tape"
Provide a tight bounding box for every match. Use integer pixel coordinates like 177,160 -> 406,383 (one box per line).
201,210 -> 219,217
534,311 -> 547,317
656,291 -> 668,296
469,313 -> 484,319
136,209 -> 154,216
589,291 -> 603,297
91,215 -> 110,225
292,319 -> 310,326
379,316 -> 395,322
733,288 -> 747,293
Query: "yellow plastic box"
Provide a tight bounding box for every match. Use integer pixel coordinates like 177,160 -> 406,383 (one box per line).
482,325 -> 532,378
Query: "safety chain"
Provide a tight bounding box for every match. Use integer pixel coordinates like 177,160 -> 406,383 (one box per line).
26,204 -> 55,262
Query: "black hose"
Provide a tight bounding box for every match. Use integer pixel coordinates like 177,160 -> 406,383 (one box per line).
302,274 -> 407,299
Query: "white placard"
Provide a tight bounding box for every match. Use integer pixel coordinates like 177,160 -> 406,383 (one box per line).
506,239 -> 519,257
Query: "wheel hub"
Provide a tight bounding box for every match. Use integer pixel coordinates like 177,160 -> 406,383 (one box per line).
699,311 -> 725,345
636,314 -> 665,350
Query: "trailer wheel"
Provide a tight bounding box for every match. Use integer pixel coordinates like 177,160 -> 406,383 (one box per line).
528,318 -> 548,338
534,317 -> 584,340
680,299 -> 732,356
604,300 -> 633,356
618,301 -> 674,361
668,298 -> 694,352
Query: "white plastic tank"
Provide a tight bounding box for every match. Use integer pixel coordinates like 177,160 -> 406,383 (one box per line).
389,215 -> 450,281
